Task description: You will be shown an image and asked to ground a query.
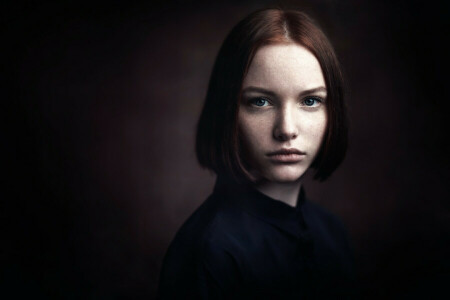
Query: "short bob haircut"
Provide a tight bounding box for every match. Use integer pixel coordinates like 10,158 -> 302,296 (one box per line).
196,8 -> 348,182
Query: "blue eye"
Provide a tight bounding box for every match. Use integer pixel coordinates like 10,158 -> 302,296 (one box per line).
302,97 -> 322,107
250,97 -> 270,107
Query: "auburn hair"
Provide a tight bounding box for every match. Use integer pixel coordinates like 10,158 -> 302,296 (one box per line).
195,8 -> 348,182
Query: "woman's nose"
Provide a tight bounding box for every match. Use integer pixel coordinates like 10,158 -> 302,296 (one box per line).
273,106 -> 299,141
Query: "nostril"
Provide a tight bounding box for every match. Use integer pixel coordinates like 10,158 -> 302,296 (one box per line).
274,128 -> 298,141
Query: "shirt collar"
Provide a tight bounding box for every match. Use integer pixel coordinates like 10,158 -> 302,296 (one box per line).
214,177 -> 309,240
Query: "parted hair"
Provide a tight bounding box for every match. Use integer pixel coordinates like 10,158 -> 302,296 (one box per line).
195,8 -> 348,182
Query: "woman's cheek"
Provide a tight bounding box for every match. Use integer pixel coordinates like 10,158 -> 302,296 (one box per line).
246,119 -> 270,149
302,112 -> 327,141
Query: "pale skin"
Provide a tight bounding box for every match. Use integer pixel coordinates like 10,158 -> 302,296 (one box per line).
238,43 -> 327,207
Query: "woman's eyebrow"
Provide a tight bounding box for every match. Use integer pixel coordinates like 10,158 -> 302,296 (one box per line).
241,86 -> 277,97
241,86 -> 327,96
299,86 -> 327,96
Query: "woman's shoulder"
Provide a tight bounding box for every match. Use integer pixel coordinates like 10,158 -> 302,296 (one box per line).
164,190 -> 250,262
174,192 -> 249,251
158,192 -> 244,298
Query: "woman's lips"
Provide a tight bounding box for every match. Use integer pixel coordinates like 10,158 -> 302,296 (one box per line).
266,149 -> 306,163
267,153 -> 305,163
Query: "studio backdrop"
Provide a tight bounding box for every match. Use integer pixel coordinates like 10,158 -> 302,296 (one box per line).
4,0 -> 449,298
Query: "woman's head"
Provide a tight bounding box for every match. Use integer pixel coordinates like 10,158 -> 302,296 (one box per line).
196,8 -> 347,183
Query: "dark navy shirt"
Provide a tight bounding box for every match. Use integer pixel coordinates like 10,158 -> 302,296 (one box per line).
157,178 -> 356,299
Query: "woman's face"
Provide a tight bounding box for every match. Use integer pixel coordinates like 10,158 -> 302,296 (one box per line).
238,43 -> 327,183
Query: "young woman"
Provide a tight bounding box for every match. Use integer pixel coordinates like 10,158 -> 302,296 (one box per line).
158,8 -> 355,299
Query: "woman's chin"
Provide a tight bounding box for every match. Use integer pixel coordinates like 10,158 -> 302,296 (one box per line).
262,165 -> 307,183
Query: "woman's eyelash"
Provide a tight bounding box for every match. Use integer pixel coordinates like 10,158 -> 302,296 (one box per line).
248,97 -> 271,107
302,96 -> 324,106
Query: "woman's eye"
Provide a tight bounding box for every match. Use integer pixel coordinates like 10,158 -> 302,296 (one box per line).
302,97 -> 323,107
250,97 -> 270,107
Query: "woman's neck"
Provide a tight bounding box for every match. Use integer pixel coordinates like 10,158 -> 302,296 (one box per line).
253,180 -> 302,207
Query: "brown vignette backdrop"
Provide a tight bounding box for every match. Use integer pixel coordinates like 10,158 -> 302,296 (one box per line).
3,0 -> 449,298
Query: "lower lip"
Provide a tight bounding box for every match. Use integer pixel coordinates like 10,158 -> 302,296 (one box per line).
268,154 -> 305,163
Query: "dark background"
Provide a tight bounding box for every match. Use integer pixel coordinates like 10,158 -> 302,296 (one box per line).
3,0 -> 449,298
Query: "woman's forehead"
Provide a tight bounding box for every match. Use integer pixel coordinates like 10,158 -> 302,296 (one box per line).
243,44 -> 326,94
